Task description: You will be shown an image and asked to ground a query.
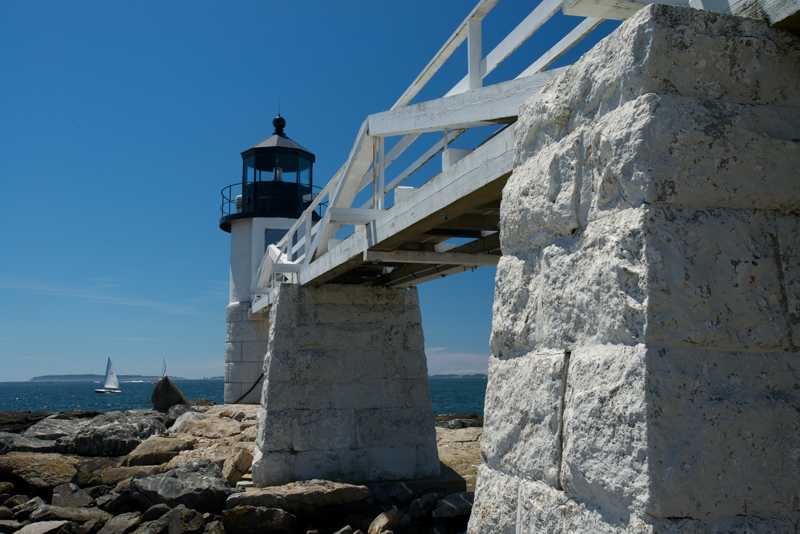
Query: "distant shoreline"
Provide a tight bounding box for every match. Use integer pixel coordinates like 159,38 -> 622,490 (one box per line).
26,375 -> 224,382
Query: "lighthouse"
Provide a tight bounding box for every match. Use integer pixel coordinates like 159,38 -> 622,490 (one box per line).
219,115 -> 316,404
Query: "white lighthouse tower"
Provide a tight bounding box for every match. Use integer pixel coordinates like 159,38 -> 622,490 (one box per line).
219,115 -> 317,403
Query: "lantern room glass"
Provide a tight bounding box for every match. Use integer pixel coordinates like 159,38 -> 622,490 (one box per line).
242,152 -> 312,187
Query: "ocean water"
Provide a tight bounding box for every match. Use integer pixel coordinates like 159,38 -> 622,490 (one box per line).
0,376 -> 487,416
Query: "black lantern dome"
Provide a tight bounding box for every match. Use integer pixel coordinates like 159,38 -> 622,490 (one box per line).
219,115 -> 317,232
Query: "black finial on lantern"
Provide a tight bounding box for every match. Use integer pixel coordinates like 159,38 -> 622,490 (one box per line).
273,115 -> 287,137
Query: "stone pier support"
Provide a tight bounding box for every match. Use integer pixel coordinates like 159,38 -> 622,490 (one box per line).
251,283 -> 440,487
470,5 -> 800,533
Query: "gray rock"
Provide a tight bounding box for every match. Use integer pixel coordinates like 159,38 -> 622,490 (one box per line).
128,522 -> 165,534
29,505 -> 112,524
226,479 -> 371,520
3,497 -> 27,510
220,506 -> 295,534
73,517 -> 107,534
367,509 -> 401,534
164,407 -> 192,430
97,513 -> 141,534
0,509 -> 11,521
70,411 -> 165,457
131,460 -> 239,515
12,497 -> 45,520
167,414 -> 205,435
0,520 -> 24,534
201,522 -> 223,534
388,483 -> 415,505
407,493 -> 440,520
155,505 -> 205,534
141,505 -> 170,523
0,433 -> 58,454
95,493 -> 130,515
431,492 -> 473,519
52,484 -> 94,509
14,521 -> 71,534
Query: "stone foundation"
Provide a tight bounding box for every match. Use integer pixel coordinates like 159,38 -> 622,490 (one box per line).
469,4 -> 800,533
251,283 -> 440,486
224,301 -> 269,404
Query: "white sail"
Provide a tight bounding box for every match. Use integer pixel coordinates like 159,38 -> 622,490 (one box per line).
103,358 -> 119,390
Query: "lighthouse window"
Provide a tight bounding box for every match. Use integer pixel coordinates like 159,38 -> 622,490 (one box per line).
298,157 -> 311,187
265,229 -> 287,249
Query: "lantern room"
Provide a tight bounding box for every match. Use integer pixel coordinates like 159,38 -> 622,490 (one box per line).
219,115 -> 316,232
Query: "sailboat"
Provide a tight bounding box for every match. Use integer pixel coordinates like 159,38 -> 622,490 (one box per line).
151,358 -> 166,384
95,358 -> 121,394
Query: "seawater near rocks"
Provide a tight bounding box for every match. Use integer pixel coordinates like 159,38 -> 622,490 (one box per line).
470,3 -> 800,533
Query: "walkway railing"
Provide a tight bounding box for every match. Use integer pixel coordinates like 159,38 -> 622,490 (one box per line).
250,0 -> 608,312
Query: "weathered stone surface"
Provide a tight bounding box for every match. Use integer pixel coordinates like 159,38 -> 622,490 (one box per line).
0,433 -> 58,455
51,483 -> 94,508
131,460 -> 240,515
0,454 -> 78,497
30,505 -> 112,524
226,479 -> 371,519
481,351 -> 565,486
14,521 -> 71,534
97,513 -> 142,534
473,4 -> 800,533
0,520 -> 23,534
431,492 -> 473,519
169,418 -> 241,440
220,506 -> 296,534
219,449 -> 252,487
152,378 -> 192,413
407,493 -> 440,520
163,407 -> 192,430
252,284 -> 438,486
0,509 -> 11,521
100,466 -> 166,487
11,497 -> 44,520
71,411 -> 165,457
156,506 -> 205,534
367,509 -> 401,534
141,505 -> 170,523
122,437 -> 195,467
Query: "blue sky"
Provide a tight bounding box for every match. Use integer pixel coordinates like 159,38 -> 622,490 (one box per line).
0,2 -> 618,382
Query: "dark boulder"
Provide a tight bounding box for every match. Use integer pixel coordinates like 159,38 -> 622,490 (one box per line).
52,484 -> 94,509
151,379 -> 191,413
221,506 -> 296,534
12,497 -> 45,520
156,505 -> 205,534
431,492 -> 473,519
96,512 -> 142,534
131,461 -> 239,515
70,412 -> 165,457
29,505 -> 112,524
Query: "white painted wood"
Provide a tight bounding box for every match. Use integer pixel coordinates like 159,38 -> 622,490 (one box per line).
445,0 -> 562,97
377,136 -> 385,210
468,19 -> 483,91
329,208 -> 381,224
394,186 -> 415,204
518,18 -> 604,77
299,127 -> 515,286
443,148 -> 472,170
272,263 -> 303,273
369,71 -> 563,137
392,0 -> 500,109
364,250 -> 500,266
562,0 -> 687,19
689,0 -> 799,24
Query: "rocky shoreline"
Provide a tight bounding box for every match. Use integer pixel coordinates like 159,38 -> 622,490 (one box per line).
0,406 -> 481,534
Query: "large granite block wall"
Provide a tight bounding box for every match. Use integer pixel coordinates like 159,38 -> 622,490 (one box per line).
469,5 -> 800,533
224,301 -> 269,404
251,283 -> 440,487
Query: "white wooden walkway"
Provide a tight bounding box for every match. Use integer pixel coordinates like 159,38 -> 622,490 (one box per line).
250,0 -> 799,314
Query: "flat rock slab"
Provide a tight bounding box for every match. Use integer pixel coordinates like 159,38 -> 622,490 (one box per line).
0,453 -> 79,496
156,505 -> 205,534
51,483 -> 94,508
30,505 -> 113,524
97,512 -> 142,534
122,436 -> 195,467
221,506 -> 296,534
131,460 -> 240,515
226,479 -> 371,519
15,521 -> 70,534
